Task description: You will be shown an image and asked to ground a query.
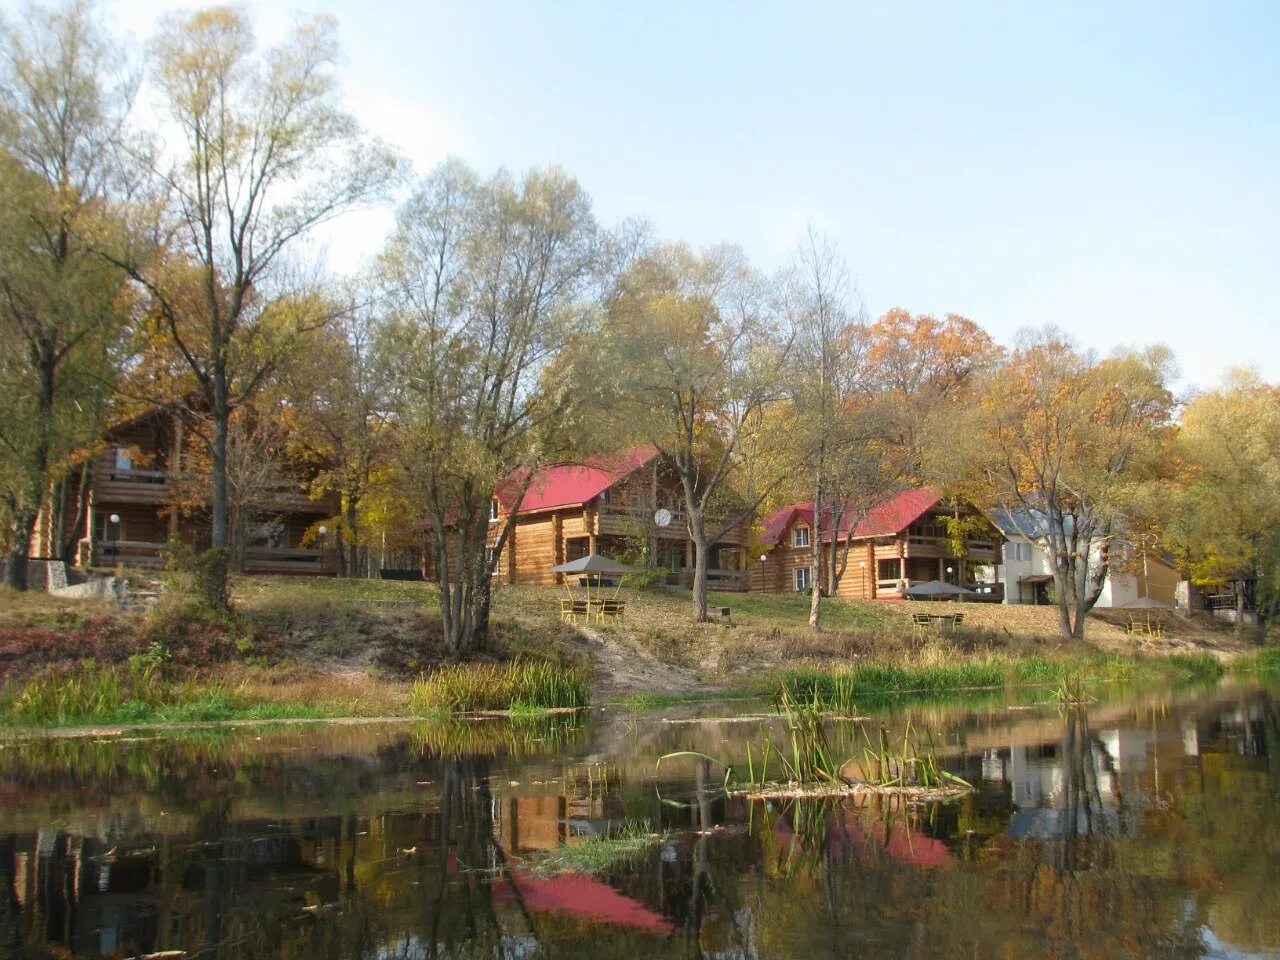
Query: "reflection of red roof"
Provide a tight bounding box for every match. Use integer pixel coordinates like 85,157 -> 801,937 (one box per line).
761,488 -> 941,547
496,446 -> 658,514
503,869 -> 674,934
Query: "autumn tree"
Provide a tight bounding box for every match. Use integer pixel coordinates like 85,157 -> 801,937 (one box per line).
1165,371 -> 1280,640
379,160 -> 600,655
0,0 -> 138,588
981,330 -> 1175,639
114,7 -> 397,608
861,308 -> 1000,483
285,292 -> 394,577
575,243 -> 792,622
785,228 -> 899,628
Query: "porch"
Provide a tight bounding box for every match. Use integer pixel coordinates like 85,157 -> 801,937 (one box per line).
874,554 -> 990,598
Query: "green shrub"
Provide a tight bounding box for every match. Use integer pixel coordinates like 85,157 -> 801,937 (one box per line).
1231,647 -> 1280,674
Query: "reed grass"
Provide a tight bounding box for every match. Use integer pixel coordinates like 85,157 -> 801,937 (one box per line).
409,661 -> 590,713
766,650 -> 1226,712
1230,647 -> 1280,674
0,659 -> 358,726
660,692 -> 971,797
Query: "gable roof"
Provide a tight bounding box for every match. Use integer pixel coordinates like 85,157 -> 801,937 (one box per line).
988,506 -> 1050,541
761,488 -> 943,547
496,445 -> 658,514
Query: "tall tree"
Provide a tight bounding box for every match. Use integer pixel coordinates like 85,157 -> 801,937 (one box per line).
786,228 -> 896,628
115,7 -> 397,608
285,292 -> 394,577
1165,371 -> 1280,640
577,243 -> 792,621
0,0 -> 136,588
379,160 -> 600,655
861,307 -> 1000,481
981,330 -> 1175,639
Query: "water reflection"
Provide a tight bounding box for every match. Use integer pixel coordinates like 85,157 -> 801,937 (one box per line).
0,683 -> 1278,959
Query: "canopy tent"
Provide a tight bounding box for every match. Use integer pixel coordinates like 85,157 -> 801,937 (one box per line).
549,554 -> 641,576
905,579 -> 980,601
549,553 -> 641,601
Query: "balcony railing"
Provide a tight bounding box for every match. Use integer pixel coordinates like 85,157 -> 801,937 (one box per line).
91,539 -> 336,574
91,467 -> 333,513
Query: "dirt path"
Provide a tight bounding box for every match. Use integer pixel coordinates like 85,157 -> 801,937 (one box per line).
570,625 -> 709,697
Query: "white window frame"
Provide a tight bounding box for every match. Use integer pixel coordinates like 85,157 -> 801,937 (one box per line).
489,499 -> 500,522
792,526 -> 810,549
794,566 -> 812,591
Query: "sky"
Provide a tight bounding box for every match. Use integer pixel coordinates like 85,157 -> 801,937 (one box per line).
10,0 -> 1279,389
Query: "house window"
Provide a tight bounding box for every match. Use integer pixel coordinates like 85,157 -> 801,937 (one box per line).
794,566 -> 812,591
485,546 -> 497,569
489,499 -> 500,522
249,521 -> 286,550
1004,541 -> 1031,563
94,513 -> 123,543
792,526 -> 810,549
113,447 -> 134,471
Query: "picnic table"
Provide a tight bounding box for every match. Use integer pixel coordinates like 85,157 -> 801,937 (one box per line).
559,596 -> 626,624
1125,613 -> 1166,638
912,611 -> 965,633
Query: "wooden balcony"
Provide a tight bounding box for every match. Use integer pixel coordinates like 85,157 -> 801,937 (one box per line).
91,468 -> 333,514
92,539 -> 337,575
596,503 -> 687,536
595,503 -> 746,545
903,535 -> 999,563
91,467 -> 173,504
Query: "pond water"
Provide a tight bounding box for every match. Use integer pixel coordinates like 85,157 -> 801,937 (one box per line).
1,681 -> 1279,960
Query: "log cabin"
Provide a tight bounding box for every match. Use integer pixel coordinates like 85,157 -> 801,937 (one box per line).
747,488 -> 1002,599
480,446 -> 750,590
33,405 -> 339,575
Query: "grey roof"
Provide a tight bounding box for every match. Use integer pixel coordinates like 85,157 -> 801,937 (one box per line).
987,506 -> 1050,540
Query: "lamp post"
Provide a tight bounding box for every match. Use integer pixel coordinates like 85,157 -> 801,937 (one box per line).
318,525 -> 328,572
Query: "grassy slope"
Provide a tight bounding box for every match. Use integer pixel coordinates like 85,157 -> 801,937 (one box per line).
0,576 -> 1266,727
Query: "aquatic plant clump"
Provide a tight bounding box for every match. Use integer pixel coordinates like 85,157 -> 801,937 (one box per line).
410,661 -> 590,713
530,821 -> 662,875
660,694 -> 974,803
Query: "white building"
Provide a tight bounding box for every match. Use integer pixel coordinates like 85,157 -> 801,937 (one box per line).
989,508 -> 1178,608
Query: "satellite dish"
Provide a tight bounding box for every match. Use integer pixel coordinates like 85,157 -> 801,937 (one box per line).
653,508 -> 672,528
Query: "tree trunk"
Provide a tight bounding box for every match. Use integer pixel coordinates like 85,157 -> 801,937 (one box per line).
809,477 -> 823,631
1256,591 -> 1276,645
345,496 -> 359,578
202,397 -> 231,610
689,511 -> 710,622
7,352 -> 58,591
334,526 -> 348,577
1052,570 -> 1074,640
1236,586 -> 1246,639
5,509 -> 38,590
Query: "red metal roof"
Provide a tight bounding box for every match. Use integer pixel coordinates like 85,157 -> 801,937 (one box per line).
497,446 -> 658,514
760,488 -> 942,546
